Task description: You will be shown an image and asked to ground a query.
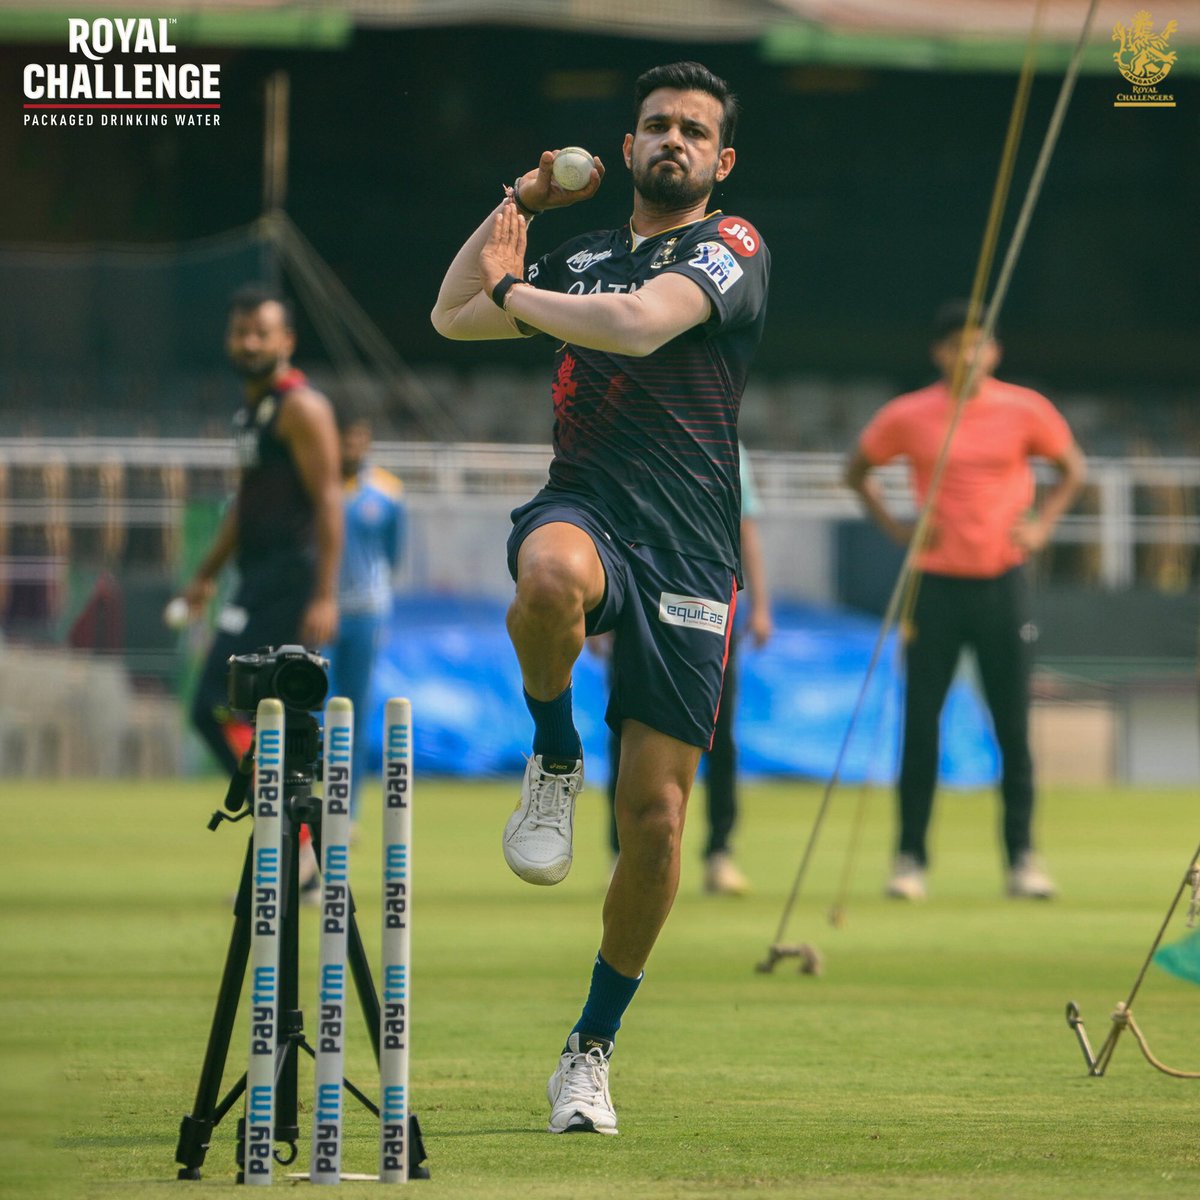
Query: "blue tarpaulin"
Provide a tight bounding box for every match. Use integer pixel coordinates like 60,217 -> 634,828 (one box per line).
365,595 -> 1000,787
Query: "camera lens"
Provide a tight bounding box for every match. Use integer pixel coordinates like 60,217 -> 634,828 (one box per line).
273,658 -> 329,711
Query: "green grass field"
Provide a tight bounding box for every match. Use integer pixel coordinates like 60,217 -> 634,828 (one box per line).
4,775 -> 1200,1199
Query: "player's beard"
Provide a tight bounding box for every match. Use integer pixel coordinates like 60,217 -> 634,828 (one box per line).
231,353 -> 282,382
633,152 -> 717,210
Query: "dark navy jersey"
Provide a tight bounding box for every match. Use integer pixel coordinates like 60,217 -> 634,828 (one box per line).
524,211 -> 770,572
232,368 -> 316,569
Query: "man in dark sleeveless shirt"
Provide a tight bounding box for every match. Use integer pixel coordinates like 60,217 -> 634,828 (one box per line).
178,285 -> 342,774
432,62 -> 769,1136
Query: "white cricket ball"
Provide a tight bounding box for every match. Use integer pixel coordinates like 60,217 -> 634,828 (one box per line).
552,147 -> 594,192
163,596 -> 191,630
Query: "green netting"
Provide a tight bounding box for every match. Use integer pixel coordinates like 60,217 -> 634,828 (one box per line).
1154,926 -> 1200,985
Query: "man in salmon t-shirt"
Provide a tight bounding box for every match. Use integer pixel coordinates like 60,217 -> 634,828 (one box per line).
844,301 -> 1086,901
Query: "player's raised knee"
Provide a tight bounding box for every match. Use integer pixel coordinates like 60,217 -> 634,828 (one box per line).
515,549 -> 593,618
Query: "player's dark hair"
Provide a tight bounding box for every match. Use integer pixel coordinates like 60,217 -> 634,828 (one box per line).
633,62 -> 739,149
931,299 -> 1000,343
227,283 -> 295,330
330,391 -> 370,433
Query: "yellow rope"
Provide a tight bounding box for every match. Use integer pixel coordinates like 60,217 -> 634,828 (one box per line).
1113,1004 -> 1200,1080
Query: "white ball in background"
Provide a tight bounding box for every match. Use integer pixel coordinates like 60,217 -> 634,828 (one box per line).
552,147 -> 594,192
163,596 -> 191,630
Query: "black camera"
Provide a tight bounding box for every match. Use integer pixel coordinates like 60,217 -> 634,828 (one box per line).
227,644 -> 330,714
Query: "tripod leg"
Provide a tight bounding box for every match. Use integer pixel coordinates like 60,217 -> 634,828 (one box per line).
346,891 -> 382,1063
272,793 -> 303,1156
175,840 -> 254,1180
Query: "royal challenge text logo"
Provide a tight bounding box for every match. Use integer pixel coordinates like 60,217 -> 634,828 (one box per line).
1113,10 -> 1178,107
24,17 -> 221,127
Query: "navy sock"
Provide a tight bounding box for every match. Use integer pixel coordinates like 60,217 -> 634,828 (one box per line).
571,952 -> 642,1045
525,684 -> 581,769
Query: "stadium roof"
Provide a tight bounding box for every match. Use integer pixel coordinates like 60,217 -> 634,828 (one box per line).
2,0 -> 1198,71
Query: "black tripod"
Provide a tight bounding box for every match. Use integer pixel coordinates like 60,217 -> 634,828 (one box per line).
174,714 -> 429,1181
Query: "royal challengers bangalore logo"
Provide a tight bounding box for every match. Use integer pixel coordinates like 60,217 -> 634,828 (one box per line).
1112,11 -> 1178,104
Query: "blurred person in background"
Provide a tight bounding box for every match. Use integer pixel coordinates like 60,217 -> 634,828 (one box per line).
174,283 -> 342,775
844,301 -> 1085,902
325,402 -> 405,827
602,441 -> 772,894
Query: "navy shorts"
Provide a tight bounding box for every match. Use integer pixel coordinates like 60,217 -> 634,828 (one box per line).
507,494 -> 737,750
194,555 -> 316,712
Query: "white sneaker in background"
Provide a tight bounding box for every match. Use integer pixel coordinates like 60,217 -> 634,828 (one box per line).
705,851 -> 750,895
1007,851 -> 1057,899
547,1033 -> 618,1135
885,852 -> 928,901
503,755 -> 582,885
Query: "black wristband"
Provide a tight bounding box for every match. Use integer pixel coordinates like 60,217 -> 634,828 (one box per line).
491,272 -> 522,309
511,178 -> 540,219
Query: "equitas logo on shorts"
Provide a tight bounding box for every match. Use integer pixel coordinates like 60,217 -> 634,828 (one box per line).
658,592 -> 729,635
23,17 -> 221,127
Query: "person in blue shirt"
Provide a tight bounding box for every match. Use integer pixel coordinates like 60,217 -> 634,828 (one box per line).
326,404 -> 405,823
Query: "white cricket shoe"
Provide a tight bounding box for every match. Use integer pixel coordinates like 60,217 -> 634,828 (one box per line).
503,755 -> 582,885
1007,851 -> 1057,899
885,852 -> 928,901
705,851 -> 751,896
547,1033 -> 618,1135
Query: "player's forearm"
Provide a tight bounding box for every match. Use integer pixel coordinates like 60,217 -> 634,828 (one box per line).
1036,483 -> 1078,532
311,488 -> 344,602
504,284 -> 683,358
861,488 -> 910,545
1036,448 -> 1086,532
739,517 -> 770,611
431,204 -> 527,341
845,455 -> 909,545
845,454 -> 884,523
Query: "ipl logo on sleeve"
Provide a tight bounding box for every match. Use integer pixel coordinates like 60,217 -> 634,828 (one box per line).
687,242 -> 744,295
